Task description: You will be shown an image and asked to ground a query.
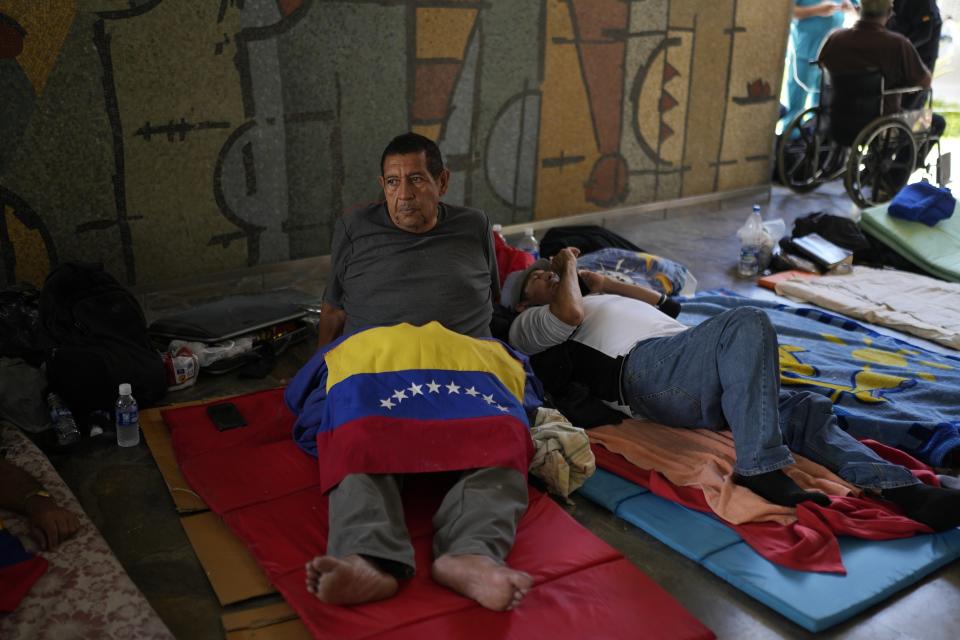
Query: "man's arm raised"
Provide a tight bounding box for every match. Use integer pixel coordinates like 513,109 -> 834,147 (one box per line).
577,271 -> 662,307
317,302 -> 346,349
547,248 -> 585,326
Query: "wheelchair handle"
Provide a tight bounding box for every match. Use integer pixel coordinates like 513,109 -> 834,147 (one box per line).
882,86 -> 925,96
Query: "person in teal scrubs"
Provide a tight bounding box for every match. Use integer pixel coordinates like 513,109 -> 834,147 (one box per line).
782,1 -> 859,129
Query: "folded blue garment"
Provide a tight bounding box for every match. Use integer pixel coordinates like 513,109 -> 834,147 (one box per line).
888,182 -> 955,226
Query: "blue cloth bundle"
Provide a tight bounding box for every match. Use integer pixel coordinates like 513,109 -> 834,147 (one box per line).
889,182 -> 955,226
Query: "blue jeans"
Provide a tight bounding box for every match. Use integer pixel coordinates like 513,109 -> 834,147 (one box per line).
621,307 -> 918,490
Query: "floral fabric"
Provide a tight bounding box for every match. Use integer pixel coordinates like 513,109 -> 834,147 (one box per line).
0,427 -> 172,640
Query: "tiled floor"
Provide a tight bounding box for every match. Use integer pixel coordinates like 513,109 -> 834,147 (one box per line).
46,178 -> 960,640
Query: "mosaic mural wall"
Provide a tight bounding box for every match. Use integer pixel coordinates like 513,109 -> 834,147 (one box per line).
0,0 -> 791,287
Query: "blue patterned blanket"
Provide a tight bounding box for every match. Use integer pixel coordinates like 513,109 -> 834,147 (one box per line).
679,293 -> 960,467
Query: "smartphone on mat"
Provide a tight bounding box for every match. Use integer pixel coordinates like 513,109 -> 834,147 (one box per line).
207,402 -> 247,431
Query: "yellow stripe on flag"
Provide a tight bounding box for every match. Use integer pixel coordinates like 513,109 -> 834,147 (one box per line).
325,322 -> 526,400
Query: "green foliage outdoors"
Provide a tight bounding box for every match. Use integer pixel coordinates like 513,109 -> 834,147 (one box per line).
933,99 -> 960,139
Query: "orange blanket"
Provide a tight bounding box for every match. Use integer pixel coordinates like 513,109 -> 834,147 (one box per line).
589,420 -> 860,526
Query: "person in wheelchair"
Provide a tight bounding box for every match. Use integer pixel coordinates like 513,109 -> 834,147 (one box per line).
814,0 -> 944,204
819,0 -> 945,144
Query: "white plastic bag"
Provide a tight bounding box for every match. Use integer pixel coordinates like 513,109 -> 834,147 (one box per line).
168,337 -> 255,368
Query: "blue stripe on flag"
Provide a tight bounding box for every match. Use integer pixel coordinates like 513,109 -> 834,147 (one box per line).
319,369 -> 529,433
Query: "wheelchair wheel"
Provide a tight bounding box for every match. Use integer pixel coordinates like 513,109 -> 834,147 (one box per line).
778,107 -> 838,193
845,117 -> 916,209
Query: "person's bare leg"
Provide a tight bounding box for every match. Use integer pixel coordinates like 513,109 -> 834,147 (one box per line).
305,554 -> 398,605
431,554 -> 533,611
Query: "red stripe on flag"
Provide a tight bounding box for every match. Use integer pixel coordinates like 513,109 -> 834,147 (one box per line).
317,415 -> 534,492
0,556 -> 48,612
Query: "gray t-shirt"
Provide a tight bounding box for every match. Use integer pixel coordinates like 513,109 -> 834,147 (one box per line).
324,201 -> 499,338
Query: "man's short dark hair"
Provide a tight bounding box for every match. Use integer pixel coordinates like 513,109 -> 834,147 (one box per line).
380,132 -> 445,179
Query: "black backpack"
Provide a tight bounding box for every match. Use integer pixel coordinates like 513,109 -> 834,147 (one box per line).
0,283 -> 43,366
39,262 -> 166,418
540,225 -> 644,259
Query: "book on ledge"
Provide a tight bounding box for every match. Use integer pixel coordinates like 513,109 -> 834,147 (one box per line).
782,233 -> 853,272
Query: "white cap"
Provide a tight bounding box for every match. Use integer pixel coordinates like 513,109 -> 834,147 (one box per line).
118,383 -> 132,395
523,227 -> 534,235
492,223 -> 503,232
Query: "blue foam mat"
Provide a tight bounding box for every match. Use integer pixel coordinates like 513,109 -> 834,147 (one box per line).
580,469 -> 960,632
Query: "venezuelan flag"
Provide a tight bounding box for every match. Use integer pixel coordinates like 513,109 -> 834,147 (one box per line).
1,520 -> 48,612
286,322 -> 541,492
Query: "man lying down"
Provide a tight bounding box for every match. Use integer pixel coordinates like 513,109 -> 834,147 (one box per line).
503,247 -> 960,532
285,133 -> 536,611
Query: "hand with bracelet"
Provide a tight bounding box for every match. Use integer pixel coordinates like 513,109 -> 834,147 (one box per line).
577,269 -> 681,318
1,458 -> 81,550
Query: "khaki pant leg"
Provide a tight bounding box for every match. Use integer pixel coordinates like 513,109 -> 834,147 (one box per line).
327,473 -> 415,577
431,467 -> 528,562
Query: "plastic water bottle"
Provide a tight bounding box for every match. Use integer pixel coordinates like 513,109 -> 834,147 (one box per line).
115,383 -> 140,447
737,205 -> 763,278
516,227 -> 540,259
47,392 -> 81,446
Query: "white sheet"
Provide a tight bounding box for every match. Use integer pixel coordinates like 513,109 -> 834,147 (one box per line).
774,266 -> 960,350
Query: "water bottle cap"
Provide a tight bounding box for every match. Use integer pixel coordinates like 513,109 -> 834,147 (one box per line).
752,205 -> 761,213
492,223 -> 503,232
119,383 -> 132,395
523,227 -> 534,235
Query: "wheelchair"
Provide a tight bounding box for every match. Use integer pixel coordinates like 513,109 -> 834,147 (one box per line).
777,66 -> 943,209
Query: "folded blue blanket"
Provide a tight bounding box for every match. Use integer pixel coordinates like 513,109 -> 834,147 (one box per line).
889,182 -> 955,227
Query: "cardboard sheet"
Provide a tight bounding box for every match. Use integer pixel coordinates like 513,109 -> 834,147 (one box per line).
141,406 -> 208,513
180,511 -> 275,605
144,401 -> 302,639
222,602 -> 310,640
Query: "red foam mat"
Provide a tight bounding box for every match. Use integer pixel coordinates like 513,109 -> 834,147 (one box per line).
163,389 -> 713,640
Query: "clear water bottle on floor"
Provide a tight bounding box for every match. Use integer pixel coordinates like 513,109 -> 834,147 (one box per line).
115,383 -> 140,447
47,392 -> 81,446
516,227 -> 540,259
737,205 -> 763,278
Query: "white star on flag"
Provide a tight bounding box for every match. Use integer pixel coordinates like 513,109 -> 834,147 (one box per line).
482,394 -> 495,405
446,381 -> 461,394
408,383 -> 423,396
465,386 -> 479,397
380,398 -> 395,410
427,380 -> 441,393
496,404 -> 509,412
392,389 -> 407,402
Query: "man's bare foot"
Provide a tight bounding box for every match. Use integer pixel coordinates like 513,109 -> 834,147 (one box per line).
431,554 -> 533,611
304,554 -> 399,605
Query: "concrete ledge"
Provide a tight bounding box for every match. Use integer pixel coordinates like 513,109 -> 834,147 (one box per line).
498,185 -> 770,236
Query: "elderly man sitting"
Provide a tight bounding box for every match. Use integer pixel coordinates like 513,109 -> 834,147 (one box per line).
295,133 -> 535,611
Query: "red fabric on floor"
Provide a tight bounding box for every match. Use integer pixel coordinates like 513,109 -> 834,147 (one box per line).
164,390 -> 714,640
860,439 -> 940,486
592,444 -> 934,575
0,554 -> 47,613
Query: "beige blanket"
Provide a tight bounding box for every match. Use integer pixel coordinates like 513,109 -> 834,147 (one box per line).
775,265 -> 960,350
589,420 -> 860,526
